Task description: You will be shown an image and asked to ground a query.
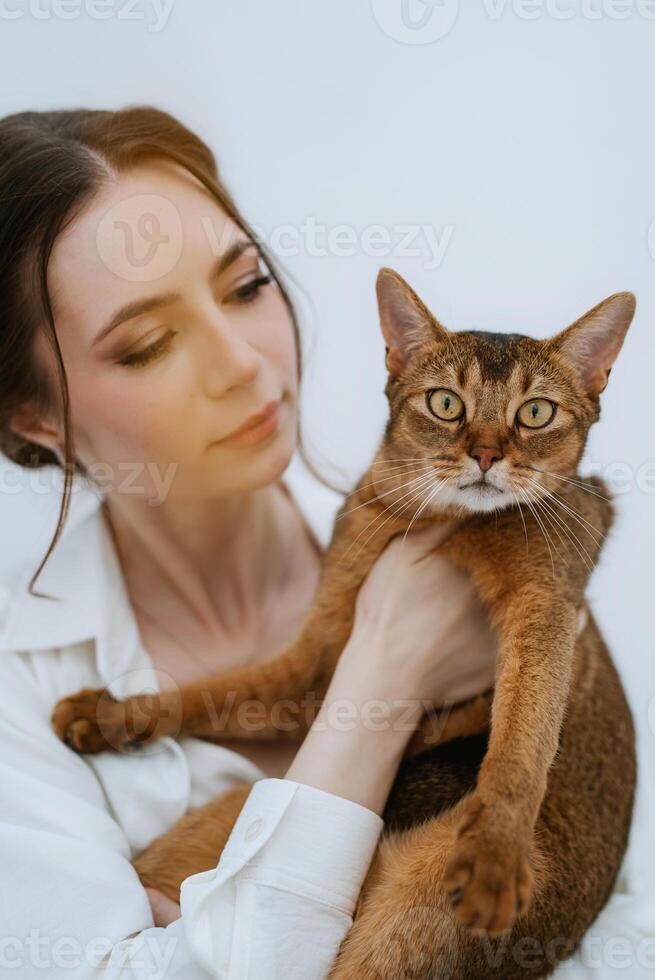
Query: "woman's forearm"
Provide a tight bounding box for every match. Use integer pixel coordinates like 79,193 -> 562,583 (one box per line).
284,634 -> 422,814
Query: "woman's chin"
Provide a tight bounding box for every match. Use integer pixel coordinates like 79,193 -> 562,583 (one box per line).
211,430 -> 298,495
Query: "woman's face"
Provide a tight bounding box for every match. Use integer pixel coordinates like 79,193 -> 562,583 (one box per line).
39,160 -> 299,505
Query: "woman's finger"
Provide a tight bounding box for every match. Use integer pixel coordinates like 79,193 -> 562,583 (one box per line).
145,886 -> 181,927
403,520 -> 458,559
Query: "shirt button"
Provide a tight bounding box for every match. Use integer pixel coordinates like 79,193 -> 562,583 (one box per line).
244,817 -> 263,841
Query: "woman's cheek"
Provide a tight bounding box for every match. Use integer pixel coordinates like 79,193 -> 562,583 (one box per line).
84,380 -> 173,471
265,304 -> 299,390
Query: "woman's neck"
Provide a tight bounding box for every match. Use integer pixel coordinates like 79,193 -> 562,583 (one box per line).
102,482 -> 302,637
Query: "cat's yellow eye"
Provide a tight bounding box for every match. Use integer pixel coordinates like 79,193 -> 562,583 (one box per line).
516,398 -> 556,429
427,389 -> 465,421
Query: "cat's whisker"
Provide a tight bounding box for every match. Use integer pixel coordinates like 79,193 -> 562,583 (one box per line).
344,478 -> 441,567
509,489 -> 530,555
338,470 -> 440,566
370,461 -> 431,472
513,484 -> 559,578
533,484 -> 604,544
337,466 -> 433,519
536,503 -> 598,573
519,479 -> 596,572
353,469 -> 449,555
523,477 -> 604,544
522,493 -> 563,578
530,492 -> 596,574
518,466 -> 609,501
373,456 -> 452,464
370,458 -> 453,473
363,462 -> 439,480
525,486 -> 587,557
516,487 -> 559,573
400,478 -> 448,545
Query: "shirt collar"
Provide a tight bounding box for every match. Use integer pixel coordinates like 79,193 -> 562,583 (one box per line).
0,499 -> 125,653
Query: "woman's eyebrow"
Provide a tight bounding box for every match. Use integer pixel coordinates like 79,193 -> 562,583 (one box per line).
92,238 -> 256,346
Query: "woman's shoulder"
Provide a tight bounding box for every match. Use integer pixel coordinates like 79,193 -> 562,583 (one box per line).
0,494 -> 121,654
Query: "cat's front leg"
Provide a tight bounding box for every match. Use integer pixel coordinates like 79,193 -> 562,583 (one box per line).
442,588 -> 578,936
51,635 -> 330,754
51,686 -> 176,753
51,556 -> 366,754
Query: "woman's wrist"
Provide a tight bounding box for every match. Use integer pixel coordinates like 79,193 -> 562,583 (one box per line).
285,635 -> 422,815
341,621 -> 432,708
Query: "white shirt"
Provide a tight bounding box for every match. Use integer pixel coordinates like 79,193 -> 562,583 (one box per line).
0,451 -> 652,979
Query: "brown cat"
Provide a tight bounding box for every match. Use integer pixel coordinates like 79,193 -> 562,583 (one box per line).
52,269 -> 637,979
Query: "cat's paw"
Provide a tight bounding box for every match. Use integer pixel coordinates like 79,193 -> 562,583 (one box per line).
443,797 -> 534,937
51,687 -> 131,753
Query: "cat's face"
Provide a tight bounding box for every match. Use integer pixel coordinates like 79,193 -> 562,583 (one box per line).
375,270 -> 635,517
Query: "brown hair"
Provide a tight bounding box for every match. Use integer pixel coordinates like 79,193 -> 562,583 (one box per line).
0,105 -> 340,598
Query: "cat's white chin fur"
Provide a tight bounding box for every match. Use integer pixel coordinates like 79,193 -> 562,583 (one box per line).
426,481 -> 516,515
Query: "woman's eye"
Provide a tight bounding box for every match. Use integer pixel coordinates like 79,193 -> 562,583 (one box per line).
224,273 -> 273,306
516,398 -> 556,429
427,388 -> 465,421
118,331 -> 176,368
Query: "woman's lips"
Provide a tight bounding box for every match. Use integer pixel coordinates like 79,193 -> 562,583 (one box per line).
215,399 -> 281,448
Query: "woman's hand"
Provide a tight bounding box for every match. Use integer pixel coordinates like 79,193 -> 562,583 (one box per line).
145,887 -> 180,927
285,522 -> 491,814
349,522 -> 498,708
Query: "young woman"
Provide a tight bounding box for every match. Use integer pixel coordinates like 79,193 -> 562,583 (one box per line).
0,106 -> 500,978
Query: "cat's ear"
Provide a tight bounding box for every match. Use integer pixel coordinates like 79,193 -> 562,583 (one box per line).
376,268 -> 448,376
547,291 -> 636,396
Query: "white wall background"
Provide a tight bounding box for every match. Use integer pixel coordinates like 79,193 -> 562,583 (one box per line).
0,2 -> 653,757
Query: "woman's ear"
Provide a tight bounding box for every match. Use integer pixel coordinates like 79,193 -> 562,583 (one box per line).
376,267 -> 448,376
546,291 -> 636,396
9,402 -> 64,459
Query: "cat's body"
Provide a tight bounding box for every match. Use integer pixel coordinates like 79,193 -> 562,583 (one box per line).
52,271 -> 637,979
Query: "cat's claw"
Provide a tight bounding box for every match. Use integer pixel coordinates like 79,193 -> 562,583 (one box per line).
443,799 -> 534,937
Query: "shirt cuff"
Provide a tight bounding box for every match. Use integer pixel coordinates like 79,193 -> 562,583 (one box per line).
241,778 -> 384,914
180,778 -> 384,976
183,777 -> 384,917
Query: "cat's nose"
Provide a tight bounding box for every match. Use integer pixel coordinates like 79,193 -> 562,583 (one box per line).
470,445 -> 503,471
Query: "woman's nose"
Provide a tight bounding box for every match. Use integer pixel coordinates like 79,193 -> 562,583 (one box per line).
197,311 -> 261,396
